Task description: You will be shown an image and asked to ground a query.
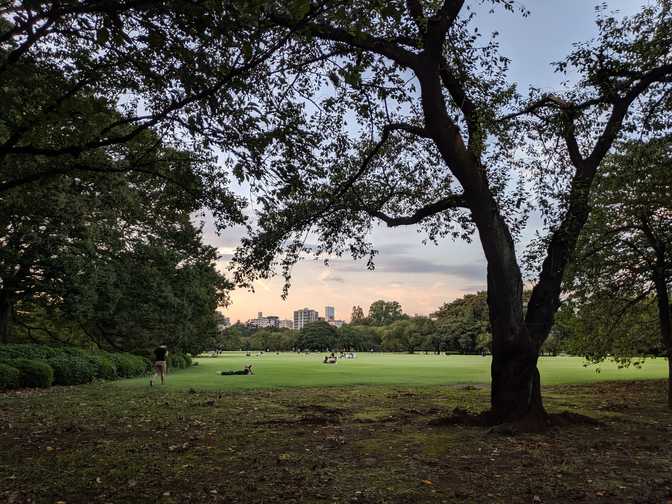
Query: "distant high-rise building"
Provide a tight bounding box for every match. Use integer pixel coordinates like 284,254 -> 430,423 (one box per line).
293,308 -> 319,331
279,319 -> 294,330
325,306 -> 335,321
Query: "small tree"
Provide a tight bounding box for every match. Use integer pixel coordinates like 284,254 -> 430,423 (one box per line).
368,300 -> 407,326
565,138 -> 672,406
350,305 -> 367,324
297,321 -> 337,351
433,292 -> 490,354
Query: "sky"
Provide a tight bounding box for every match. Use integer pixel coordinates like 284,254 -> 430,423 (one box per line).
203,0 -> 647,324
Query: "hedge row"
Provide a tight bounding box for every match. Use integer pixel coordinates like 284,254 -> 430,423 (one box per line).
0,344 -> 169,389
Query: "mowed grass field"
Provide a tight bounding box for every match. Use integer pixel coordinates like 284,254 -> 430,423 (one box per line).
118,352 -> 669,390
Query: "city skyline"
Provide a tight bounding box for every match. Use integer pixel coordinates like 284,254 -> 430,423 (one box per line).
226,298 -> 431,325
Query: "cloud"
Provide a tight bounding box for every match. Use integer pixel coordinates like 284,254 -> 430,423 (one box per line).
255,280 -> 272,292
319,270 -> 345,284
216,246 -> 236,261
332,256 -> 485,281
383,257 -> 484,279
460,284 -> 487,292
300,241 -> 417,258
374,242 -> 417,255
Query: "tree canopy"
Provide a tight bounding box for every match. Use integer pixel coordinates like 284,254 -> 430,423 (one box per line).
0,92 -> 230,353
433,292 -> 490,354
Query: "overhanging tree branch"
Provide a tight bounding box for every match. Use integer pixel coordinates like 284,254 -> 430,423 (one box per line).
0,162 -> 203,199
496,95 -> 610,123
269,12 -> 420,69
366,193 -> 467,227
1,33 -> 290,158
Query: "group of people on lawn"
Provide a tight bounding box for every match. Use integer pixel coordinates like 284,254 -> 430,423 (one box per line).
323,351 -> 356,364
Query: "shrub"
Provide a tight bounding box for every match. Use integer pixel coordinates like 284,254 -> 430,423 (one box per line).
0,363 -> 20,389
47,354 -> 97,386
10,359 -> 54,388
167,352 -> 189,369
109,353 -> 150,378
184,354 -> 193,367
55,347 -> 118,381
92,354 -> 117,380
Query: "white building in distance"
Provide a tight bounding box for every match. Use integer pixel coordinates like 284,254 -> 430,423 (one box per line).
247,312 -> 280,329
293,308 -> 319,331
325,306 -> 335,321
279,319 -> 294,330
328,320 -> 345,329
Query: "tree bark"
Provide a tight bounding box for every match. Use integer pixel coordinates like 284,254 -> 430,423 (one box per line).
487,266 -> 548,427
652,261 -> 672,408
0,294 -> 12,344
668,356 -> 672,410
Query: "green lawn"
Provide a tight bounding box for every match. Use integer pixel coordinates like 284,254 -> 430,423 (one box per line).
4,355 -> 672,503
117,352 -> 669,391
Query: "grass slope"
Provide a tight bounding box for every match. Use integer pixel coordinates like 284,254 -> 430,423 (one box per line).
118,353 -> 669,391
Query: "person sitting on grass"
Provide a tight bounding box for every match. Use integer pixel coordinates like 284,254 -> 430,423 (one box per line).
221,364 -> 254,376
150,344 -> 168,387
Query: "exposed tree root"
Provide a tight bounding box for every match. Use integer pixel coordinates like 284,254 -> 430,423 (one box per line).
428,407 -> 602,434
428,408 -> 495,427
548,411 -> 602,427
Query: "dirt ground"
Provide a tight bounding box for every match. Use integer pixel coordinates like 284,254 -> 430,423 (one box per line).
1,380 -> 671,503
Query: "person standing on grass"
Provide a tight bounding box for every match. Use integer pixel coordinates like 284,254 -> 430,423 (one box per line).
150,344 -> 168,386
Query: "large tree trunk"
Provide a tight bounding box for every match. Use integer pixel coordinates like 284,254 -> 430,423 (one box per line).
652,263 -> 672,408
490,344 -> 545,422
465,185 -> 549,426
668,356 -> 672,409
0,294 -> 11,344
487,264 -> 548,428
